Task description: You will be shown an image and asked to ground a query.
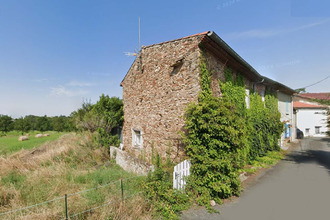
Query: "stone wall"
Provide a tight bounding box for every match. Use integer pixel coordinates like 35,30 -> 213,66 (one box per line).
121,33 -> 287,163
121,35 -> 203,163
110,146 -> 154,175
202,50 -> 252,97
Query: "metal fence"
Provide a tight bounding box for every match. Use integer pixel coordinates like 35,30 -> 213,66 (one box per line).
0,175 -> 145,219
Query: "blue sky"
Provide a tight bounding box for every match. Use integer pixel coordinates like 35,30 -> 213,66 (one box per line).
1,0 -> 329,118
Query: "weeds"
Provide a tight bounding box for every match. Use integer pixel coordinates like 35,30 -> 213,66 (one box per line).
0,132 -> 152,219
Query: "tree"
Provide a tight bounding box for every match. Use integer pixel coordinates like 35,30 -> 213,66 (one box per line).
0,115 -> 13,134
36,116 -> 51,132
24,115 -> 38,131
14,117 -> 30,134
93,95 -> 124,147
51,116 -> 70,132
72,95 -> 124,147
295,88 -> 306,93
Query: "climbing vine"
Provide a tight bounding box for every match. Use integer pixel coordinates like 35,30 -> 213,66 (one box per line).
183,55 -> 284,208
183,56 -> 248,208
248,90 -> 283,160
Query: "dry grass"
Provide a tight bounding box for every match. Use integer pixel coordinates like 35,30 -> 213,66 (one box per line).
0,132 -> 154,219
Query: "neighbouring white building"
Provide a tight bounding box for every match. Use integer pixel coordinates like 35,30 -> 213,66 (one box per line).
278,91 -> 295,143
293,102 -> 328,137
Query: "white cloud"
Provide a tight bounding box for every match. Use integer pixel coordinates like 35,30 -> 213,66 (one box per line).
226,19 -> 330,39
67,80 -> 95,87
216,0 -> 242,10
88,72 -> 112,77
50,86 -> 89,97
32,78 -> 49,82
257,60 -> 301,70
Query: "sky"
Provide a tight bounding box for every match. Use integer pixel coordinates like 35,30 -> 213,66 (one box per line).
1,0 -> 329,118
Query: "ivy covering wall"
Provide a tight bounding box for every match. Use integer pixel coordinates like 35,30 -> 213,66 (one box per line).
183,55 -> 283,207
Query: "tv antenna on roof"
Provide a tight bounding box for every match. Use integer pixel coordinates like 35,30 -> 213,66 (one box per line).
124,17 -> 141,57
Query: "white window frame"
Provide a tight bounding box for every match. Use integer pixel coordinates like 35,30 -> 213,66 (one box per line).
245,89 -> 250,109
315,126 -> 321,134
132,129 -> 143,148
305,128 -> 310,136
260,89 -> 265,102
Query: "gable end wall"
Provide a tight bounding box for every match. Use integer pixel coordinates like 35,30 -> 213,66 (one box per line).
121,35 -> 203,162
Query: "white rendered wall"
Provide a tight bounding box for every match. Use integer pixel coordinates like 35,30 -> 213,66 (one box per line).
277,92 -> 294,146
296,108 -> 327,137
278,92 -> 293,123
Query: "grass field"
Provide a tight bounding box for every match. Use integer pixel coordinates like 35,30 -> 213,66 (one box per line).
0,131 -> 65,156
0,132 -> 151,219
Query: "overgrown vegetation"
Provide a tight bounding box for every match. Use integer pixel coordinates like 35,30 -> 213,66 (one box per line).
0,132 -> 151,219
143,154 -> 190,219
182,55 -> 284,209
1,94 -> 123,149
71,94 -> 123,148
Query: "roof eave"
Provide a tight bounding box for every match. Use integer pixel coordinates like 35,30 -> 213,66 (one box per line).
206,31 -> 296,95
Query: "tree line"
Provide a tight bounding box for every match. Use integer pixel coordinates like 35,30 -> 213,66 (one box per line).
0,94 -> 124,147
0,114 -> 74,134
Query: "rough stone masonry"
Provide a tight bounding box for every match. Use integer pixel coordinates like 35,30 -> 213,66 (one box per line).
121,31 -> 277,164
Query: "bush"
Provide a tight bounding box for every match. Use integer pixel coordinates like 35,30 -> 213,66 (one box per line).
72,95 -> 123,148
143,154 -> 190,219
182,58 -> 248,209
182,56 -> 284,209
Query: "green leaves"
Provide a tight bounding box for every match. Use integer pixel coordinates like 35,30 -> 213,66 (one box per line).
143,154 -> 190,219
183,60 -> 247,208
248,92 -> 283,160
183,60 -> 283,209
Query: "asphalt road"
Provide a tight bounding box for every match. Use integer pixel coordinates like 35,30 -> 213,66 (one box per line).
180,137 -> 330,220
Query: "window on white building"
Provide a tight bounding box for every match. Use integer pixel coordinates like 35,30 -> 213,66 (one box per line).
305,128 -> 310,136
132,129 -> 142,148
245,89 -> 250,109
285,101 -> 289,115
315,126 -> 321,134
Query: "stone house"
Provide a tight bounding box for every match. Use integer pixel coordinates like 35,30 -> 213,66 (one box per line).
120,31 -> 295,162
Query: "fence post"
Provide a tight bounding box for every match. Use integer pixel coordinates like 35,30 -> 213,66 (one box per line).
65,194 -> 68,220
120,179 -> 124,202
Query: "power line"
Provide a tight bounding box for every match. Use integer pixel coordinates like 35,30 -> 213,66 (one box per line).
303,75 -> 330,89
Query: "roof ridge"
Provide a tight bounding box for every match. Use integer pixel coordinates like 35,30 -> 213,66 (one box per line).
143,31 -> 209,49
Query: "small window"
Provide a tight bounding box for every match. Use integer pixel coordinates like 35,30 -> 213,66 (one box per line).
260,90 -> 265,102
305,128 -> 310,136
315,126 -> 321,134
286,101 -> 289,114
170,59 -> 184,76
245,89 -> 250,109
132,129 -> 142,148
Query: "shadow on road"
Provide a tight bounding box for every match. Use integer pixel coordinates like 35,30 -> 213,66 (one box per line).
284,141 -> 330,175
321,137 -> 330,143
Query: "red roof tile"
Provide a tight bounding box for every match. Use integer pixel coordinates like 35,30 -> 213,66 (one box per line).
293,102 -> 325,108
298,93 -> 330,100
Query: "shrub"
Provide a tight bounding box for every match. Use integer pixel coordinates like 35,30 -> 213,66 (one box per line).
182,57 -> 248,208
143,154 -> 190,219
182,56 -> 283,209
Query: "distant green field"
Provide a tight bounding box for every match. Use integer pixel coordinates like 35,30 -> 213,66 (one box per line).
0,131 -> 66,156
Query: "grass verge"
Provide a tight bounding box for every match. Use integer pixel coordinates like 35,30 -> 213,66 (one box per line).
0,132 -> 152,219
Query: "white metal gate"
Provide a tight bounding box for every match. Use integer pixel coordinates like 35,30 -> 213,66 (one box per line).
173,159 -> 191,190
